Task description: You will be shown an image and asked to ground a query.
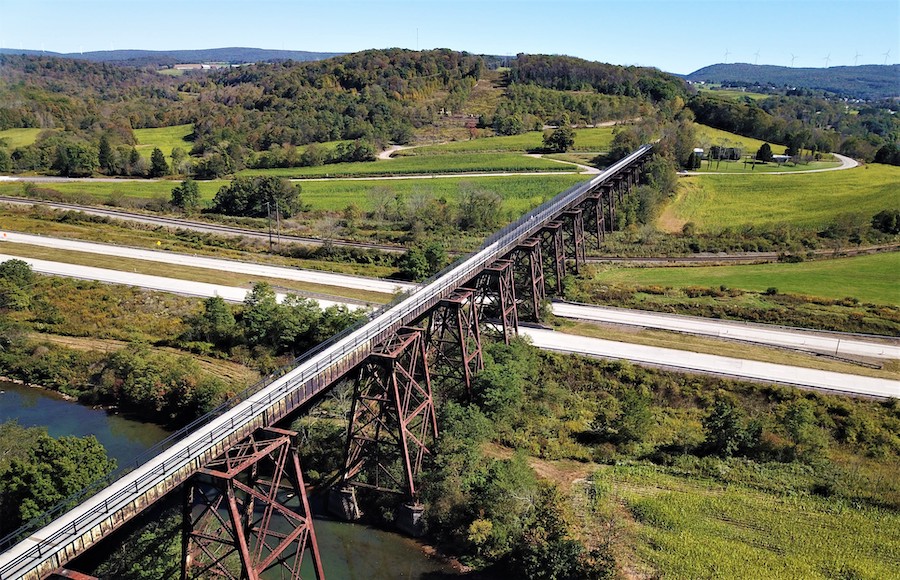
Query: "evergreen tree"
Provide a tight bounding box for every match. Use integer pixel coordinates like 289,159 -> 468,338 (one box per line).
756,142 -> 774,162
98,134 -> 112,173
170,179 -> 201,213
149,147 -> 169,177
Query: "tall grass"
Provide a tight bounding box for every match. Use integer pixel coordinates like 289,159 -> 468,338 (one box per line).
132,124 -> 194,159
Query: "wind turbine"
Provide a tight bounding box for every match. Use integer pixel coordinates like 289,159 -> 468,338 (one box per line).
854,51 -> 862,66
754,50 -> 761,65
884,49 -> 892,65
823,53 -> 831,68
790,53 -> 797,67
724,48 -> 730,63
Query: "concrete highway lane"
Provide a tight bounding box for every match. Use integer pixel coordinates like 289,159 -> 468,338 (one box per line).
552,301 -> 900,360
3,253 -> 895,399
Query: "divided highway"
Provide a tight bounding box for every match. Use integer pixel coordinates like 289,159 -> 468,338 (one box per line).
2,251 -> 896,399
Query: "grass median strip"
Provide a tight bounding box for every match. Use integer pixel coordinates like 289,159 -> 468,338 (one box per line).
555,320 -> 899,380
0,243 -> 393,305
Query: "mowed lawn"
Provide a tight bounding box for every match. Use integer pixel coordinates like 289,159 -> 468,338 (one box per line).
591,252 -> 900,304
668,163 -> 900,231
133,124 -> 194,159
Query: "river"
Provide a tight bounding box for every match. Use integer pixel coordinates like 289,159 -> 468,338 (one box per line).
0,380 -> 459,578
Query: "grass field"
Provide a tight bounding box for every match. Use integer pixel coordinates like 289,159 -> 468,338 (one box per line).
132,124 -> 194,159
697,86 -> 772,101
695,124 -> 785,154
667,163 -> 900,231
595,464 -> 900,579
691,159 -> 840,173
590,252 -> 900,305
395,126 -> 618,156
240,152 -> 575,178
0,128 -> 47,149
0,173 -> 587,216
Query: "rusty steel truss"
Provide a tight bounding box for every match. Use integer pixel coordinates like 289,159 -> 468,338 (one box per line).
560,209 -> 586,273
539,221 -> 566,295
473,259 -> 519,344
506,239 -> 546,322
424,289 -> 484,395
342,327 -> 438,499
181,428 -> 323,580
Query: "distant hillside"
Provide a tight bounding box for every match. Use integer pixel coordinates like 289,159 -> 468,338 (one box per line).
0,47 -> 341,66
685,63 -> 899,100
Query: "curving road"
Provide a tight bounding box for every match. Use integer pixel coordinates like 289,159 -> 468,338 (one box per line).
552,301 -> 900,360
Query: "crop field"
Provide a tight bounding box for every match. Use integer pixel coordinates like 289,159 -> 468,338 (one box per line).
666,163 -> 900,231
0,128 -> 46,149
132,124 -> 194,158
395,126 -> 618,156
0,173 -> 587,217
239,152 -> 575,178
697,86 -> 771,101
590,252 -> 900,305
695,124 -> 784,153
596,464 -> 900,579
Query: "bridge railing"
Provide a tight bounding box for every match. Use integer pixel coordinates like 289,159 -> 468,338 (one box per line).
0,145 -> 652,579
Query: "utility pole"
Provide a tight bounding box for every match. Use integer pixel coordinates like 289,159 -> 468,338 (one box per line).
266,200 -> 273,252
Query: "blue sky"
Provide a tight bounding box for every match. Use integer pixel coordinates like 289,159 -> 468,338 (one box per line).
1,0 -> 897,74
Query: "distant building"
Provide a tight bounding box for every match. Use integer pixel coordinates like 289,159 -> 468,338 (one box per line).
773,154 -> 792,163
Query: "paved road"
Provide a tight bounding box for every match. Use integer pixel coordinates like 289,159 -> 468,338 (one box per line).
0,195 -> 406,253
0,230 -> 415,295
552,301 -> 900,360
521,327 -> 898,399
3,253 -> 895,398
0,253 -> 366,311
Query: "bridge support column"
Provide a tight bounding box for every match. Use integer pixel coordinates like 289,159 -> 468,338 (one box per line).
579,193 -> 604,249
539,221 -> 566,295
342,327 -> 437,503
474,259 -> 519,344
425,288 -> 483,396
181,427 -> 323,580
561,209 -> 586,274
602,186 -> 616,233
506,238 -> 546,322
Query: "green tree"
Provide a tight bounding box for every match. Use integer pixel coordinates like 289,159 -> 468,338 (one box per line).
98,135 -> 113,173
457,185 -> 502,231
170,178 -> 201,213
0,432 -> 115,535
756,142 -> 774,162
241,282 -> 280,348
702,396 -> 760,457
149,147 -> 169,177
182,295 -> 236,348
211,176 -> 303,218
543,126 -> 576,153
872,209 -> 900,234
0,259 -> 34,311
0,148 -> 13,173
397,246 -> 430,281
52,141 -> 98,177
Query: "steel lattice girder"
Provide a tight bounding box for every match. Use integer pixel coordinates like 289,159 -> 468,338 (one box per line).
505,239 -> 546,322
602,184 -> 616,232
539,221 -> 566,295
473,259 -> 519,344
343,327 -> 438,499
424,288 -> 483,395
181,428 -> 323,580
578,193 -> 604,249
560,209 -> 586,273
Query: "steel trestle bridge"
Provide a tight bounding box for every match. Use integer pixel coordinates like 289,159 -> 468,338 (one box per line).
0,145 -> 653,580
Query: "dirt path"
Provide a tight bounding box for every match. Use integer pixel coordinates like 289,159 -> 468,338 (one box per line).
682,153 -> 859,176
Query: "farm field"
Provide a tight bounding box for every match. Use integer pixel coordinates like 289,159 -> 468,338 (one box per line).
0,127 -> 47,149
695,124 -> 785,153
240,152 -> 575,178
697,86 -> 771,101
395,126 -> 618,156
666,163 -> 900,231
0,174 -> 587,216
594,463 -> 900,580
589,252 -> 900,305
132,124 -> 194,159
